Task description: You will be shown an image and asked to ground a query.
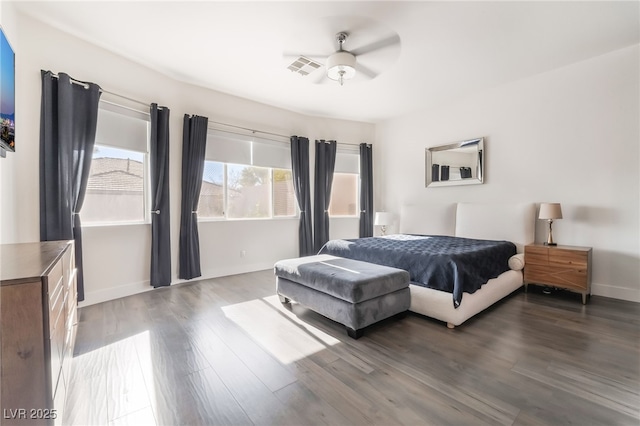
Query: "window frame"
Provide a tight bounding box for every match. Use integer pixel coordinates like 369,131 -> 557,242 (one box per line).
80,103 -> 151,227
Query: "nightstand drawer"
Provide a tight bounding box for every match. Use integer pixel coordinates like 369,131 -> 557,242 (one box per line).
548,248 -> 588,267
524,265 -> 588,291
524,245 -> 549,265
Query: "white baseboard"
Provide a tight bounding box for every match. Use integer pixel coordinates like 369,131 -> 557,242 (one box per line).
80,262 -> 275,307
197,262 -> 275,282
591,282 -> 640,303
80,280 -> 153,307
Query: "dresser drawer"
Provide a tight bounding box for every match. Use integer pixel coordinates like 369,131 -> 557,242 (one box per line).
47,260 -> 64,302
48,275 -> 65,336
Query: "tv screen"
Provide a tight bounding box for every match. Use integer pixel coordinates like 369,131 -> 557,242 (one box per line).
0,26 -> 15,152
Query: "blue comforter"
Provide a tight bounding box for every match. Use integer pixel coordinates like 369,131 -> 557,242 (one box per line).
318,234 -> 516,308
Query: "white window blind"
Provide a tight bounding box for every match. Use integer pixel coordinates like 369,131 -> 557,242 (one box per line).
95,102 -> 149,153
206,129 -> 291,169
334,146 -> 360,174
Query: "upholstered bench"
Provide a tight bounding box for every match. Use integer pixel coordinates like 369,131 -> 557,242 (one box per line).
274,254 -> 411,339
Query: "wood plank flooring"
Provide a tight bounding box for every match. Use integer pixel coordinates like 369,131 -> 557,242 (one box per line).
64,270 -> 640,425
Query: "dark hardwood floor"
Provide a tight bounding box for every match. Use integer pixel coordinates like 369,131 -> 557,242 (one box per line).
64,270 -> 640,425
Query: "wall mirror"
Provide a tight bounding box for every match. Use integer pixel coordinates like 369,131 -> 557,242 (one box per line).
425,137 -> 484,187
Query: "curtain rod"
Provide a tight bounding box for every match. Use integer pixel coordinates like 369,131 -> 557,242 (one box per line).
208,120 -> 290,141
209,122 -> 364,147
47,72 -> 163,110
207,125 -> 287,145
47,71 -> 368,147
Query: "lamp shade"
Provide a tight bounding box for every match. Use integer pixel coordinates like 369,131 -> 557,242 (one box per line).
326,51 -> 356,83
374,212 -> 392,226
539,203 -> 563,220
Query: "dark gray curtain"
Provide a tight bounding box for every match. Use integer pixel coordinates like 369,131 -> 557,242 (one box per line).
313,140 -> 337,252
39,70 -> 101,302
150,103 -> 171,287
179,114 -> 208,279
290,136 -> 314,256
359,143 -> 374,237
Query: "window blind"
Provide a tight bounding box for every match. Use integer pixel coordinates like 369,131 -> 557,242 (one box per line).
205,129 -> 291,169
95,102 -> 149,153
334,146 -> 360,174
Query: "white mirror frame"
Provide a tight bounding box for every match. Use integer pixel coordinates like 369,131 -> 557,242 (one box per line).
425,137 -> 484,187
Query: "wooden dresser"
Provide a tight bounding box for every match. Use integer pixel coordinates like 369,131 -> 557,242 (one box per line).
1,241 -> 78,425
524,243 -> 592,304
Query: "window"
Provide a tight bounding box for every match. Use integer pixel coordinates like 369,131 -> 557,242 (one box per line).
227,164 -> 271,219
273,168 -> 295,217
329,172 -> 358,216
81,103 -> 149,225
198,130 -> 296,220
328,147 -> 360,217
199,161 -> 224,218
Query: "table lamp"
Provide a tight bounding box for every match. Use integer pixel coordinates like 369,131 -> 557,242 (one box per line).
539,203 -> 562,246
374,212 -> 392,236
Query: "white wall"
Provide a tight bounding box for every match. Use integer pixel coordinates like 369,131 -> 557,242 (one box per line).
376,45 -> 640,302
3,11 -> 373,305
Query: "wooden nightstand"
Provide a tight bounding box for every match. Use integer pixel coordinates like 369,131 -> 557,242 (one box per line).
524,243 -> 592,304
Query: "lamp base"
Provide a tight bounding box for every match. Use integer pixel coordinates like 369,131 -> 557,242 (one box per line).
543,242 -> 557,246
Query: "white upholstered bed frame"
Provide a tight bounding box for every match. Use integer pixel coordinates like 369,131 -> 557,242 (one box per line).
399,202 -> 535,328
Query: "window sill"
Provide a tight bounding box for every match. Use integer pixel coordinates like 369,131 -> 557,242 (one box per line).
81,221 -> 150,228
198,216 -> 299,223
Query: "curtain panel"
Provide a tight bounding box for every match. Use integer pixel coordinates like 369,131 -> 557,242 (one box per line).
290,136 -> 313,256
179,114 -> 208,280
359,143 -> 374,238
313,140 -> 337,253
39,70 -> 101,302
150,103 -> 171,287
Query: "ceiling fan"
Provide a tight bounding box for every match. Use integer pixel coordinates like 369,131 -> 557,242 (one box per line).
284,28 -> 401,86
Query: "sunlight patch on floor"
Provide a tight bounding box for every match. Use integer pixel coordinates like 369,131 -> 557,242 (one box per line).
70,331 -> 157,426
222,295 -> 340,364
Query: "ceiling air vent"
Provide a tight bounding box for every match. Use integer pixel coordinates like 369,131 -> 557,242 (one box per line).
287,56 -> 322,76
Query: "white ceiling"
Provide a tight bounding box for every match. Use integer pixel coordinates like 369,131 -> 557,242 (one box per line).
14,1 -> 640,123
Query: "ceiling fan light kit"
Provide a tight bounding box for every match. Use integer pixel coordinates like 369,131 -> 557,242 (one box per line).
327,51 -> 356,85
326,32 -> 356,86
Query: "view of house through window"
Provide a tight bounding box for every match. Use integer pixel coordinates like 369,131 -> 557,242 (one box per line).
81,145 -> 146,224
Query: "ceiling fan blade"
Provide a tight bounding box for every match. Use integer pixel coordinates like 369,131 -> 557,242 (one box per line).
350,34 -> 401,57
355,63 -> 378,79
311,69 -> 328,84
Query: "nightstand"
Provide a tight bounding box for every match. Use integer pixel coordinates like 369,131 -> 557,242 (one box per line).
524,243 -> 592,304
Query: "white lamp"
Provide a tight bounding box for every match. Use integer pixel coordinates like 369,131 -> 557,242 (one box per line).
326,32 -> 356,86
374,212 -> 392,236
539,203 -> 563,246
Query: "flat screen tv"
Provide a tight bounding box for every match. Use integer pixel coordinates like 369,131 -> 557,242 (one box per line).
0,25 -> 15,152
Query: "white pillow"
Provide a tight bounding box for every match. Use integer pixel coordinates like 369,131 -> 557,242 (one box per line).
508,253 -> 525,271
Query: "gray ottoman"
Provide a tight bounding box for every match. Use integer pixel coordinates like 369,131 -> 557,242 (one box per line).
274,254 -> 410,339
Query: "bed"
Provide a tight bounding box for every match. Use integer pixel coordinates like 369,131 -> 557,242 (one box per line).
319,202 -> 535,328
